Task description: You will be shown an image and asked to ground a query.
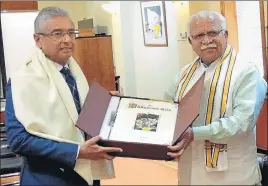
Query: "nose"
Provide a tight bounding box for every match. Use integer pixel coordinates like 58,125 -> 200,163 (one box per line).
201,35 -> 213,44
62,33 -> 72,42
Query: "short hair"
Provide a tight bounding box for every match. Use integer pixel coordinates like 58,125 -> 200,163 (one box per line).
34,6 -> 72,33
187,11 -> 227,34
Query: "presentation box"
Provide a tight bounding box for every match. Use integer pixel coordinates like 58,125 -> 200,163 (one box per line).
76,74 -> 204,160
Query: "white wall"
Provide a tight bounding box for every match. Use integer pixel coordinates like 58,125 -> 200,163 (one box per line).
38,1 -> 113,34
85,1 -> 113,35
2,11 -> 39,80
111,2 -> 126,94
38,1 -> 88,28
113,1 -> 180,99
119,1 -> 138,97
175,2 -> 195,68
236,1 -> 264,76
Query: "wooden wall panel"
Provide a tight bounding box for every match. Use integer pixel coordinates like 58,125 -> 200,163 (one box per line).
259,0 -> 267,81
220,1 -> 239,51
73,36 -> 116,91
0,1 -> 37,11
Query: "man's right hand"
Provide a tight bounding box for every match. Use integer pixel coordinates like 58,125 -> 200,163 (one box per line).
78,136 -> 123,160
167,127 -> 193,160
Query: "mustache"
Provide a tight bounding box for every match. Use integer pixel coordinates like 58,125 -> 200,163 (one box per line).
201,44 -> 217,50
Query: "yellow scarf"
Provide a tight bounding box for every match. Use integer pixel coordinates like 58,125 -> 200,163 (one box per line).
11,47 -> 115,184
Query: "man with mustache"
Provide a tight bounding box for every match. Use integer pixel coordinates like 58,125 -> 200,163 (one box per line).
4,6 -> 122,186
166,11 -> 267,185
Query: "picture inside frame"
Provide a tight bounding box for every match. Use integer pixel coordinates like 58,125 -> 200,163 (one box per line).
100,97 -> 178,145
140,1 -> 168,47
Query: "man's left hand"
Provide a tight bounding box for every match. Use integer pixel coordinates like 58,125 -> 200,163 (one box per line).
167,127 -> 194,160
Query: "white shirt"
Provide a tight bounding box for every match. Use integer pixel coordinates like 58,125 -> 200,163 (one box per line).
54,62 -> 69,71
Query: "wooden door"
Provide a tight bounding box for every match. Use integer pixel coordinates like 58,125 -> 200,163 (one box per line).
0,1 -> 38,11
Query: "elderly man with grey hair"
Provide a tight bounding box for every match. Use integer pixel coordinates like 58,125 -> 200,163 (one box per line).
5,6 -> 122,186
166,10 -> 267,185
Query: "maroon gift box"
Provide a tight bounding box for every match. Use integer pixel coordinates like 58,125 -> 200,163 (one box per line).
76,74 -> 205,161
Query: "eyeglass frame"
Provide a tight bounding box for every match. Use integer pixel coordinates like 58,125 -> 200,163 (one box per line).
36,29 -> 80,40
189,29 -> 225,41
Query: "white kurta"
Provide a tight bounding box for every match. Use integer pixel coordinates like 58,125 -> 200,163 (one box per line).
165,46 -> 267,185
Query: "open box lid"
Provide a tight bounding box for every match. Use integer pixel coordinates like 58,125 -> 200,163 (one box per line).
172,73 -> 205,145
76,73 -> 205,143
76,81 -> 112,138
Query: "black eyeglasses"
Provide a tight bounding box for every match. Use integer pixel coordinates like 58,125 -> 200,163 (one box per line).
37,29 -> 79,40
190,30 -> 225,41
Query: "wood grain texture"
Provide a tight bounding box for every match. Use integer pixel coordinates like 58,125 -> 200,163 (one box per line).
220,1 -> 239,52
259,0 -> 268,82
0,1 -> 37,11
73,37 -> 116,91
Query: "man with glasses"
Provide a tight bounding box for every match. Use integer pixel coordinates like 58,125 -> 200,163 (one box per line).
5,6 -> 122,186
166,11 -> 267,185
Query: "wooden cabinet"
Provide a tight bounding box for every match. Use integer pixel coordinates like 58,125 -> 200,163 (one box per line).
0,1 -> 37,11
73,36 -> 116,91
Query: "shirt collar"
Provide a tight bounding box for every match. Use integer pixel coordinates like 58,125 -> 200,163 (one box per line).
54,62 -> 69,71
199,56 -> 221,68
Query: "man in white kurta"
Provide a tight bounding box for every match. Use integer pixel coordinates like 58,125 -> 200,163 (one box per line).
166,11 -> 267,185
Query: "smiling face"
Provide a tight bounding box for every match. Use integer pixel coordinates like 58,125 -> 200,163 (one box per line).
188,18 -> 228,65
34,16 -> 75,65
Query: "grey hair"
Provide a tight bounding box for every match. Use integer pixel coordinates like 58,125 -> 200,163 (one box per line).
187,11 -> 227,34
34,6 -> 72,33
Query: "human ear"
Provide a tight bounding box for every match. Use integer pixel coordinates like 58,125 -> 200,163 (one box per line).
33,34 -> 42,49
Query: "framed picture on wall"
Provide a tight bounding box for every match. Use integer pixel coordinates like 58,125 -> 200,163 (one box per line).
140,1 -> 168,47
